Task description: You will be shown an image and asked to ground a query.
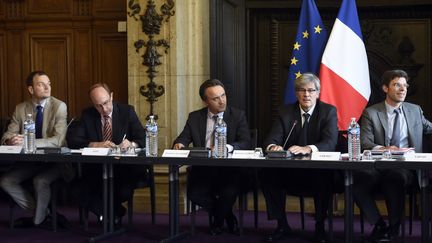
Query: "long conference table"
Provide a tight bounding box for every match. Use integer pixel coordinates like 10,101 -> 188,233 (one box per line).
0,151 -> 430,243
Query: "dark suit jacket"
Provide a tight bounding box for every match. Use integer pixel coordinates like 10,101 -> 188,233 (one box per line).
67,102 -> 145,149
361,101 -> 432,152
173,106 -> 251,150
263,100 -> 338,151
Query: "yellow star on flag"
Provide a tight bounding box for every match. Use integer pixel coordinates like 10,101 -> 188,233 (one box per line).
295,71 -> 302,78
290,57 -> 298,65
302,30 -> 309,39
293,42 -> 301,50
314,25 -> 322,34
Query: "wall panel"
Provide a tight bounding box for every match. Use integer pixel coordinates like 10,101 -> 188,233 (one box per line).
94,32 -> 128,104
0,0 -> 126,120
29,33 -> 72,106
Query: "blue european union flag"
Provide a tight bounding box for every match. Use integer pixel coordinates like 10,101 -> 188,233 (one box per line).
284,0 -> 328,104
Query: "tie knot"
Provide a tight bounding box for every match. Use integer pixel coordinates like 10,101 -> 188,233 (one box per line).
103,115 -> 110,121
303,113 -> 310,120
36,105 -> 43,111
213,115 -> 218,121
394,108 -> 401,115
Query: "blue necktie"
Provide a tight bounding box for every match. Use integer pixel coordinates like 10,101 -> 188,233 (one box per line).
390,108 -> 401,147
36,105 -> 43,139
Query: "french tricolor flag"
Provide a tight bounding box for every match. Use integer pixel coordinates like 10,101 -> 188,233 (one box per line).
319,0 -> 370,130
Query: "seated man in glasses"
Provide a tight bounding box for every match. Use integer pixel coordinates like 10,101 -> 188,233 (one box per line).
260,73 -> 338,243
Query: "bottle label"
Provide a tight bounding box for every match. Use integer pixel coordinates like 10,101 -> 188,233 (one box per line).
25,123 -> 35,131
349,127 -> 360,135
147,125 -> 158,133
215,126 -> 226,135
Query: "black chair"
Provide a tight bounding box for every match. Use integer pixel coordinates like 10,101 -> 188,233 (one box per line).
189,129 -> 259,235
295,130 -> 348,240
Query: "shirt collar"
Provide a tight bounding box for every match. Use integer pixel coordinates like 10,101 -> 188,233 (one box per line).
384,101 -> 403,114
207,110 -> 224,119
299,103 -> 316,117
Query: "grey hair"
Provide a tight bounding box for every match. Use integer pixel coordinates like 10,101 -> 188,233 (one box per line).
294,73 -> 321,92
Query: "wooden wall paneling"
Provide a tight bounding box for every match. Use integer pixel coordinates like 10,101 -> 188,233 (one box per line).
72,28 -> 93,118
0,1 -> 4,19
0,32 -> 5,119
6,30 -> 25,116
28,32 -> 73,111
27,0 -> 72,16
93,31 -> 128,104
92,0 -> 126,19
210,0 -> 246,111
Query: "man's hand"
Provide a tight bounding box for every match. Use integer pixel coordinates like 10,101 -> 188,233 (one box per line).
288,145 -> 312,155
173,143 -> 185,150
6,134 -> 24,145
89,141 -> 116,148
119,139 -> 132,150
268,145 -> 284,151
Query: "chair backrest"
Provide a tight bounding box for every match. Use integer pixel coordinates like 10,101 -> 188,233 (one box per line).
335,130 -> 348,153
250,128 -> 258,149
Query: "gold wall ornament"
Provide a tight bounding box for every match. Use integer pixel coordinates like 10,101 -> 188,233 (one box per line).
128,0 -> 175,119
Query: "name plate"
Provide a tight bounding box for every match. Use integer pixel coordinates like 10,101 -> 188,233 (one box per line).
408,153 -> 432,161
162,149 -> 190,158
311,151 -> 341,161
82,147 -> 110,156
232,150 -> 262,159
0,146 -> 22,154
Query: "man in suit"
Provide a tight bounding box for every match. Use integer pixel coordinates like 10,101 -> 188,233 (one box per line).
173,79 -> 251,235
260,73 -> 338,243
0,71 -> 73,227
66,83 -> 147,223
354,69 -> 432,242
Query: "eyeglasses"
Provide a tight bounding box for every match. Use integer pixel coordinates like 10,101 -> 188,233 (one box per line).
296,88 -> 317,94
392,83 -> 409,89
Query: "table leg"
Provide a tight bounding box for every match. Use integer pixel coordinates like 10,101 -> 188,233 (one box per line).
161,164 -> 189,243
344,170 -> 353,243
421,169 -> 430,243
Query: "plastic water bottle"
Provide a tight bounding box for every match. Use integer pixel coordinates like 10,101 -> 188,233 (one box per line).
145,115 -> 158,157
23,113 -> 36,154
348,117 -> 361,161
213,116 -> 227,158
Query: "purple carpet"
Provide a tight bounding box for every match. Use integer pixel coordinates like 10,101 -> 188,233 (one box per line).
0,202 -> 422,242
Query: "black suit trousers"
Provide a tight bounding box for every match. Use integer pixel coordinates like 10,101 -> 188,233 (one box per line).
187,166 -> 244,227
259,168 -> 334,224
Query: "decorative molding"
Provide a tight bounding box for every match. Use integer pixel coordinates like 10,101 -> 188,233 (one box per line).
5,0 -> 24,19
76,0 -> 91,16
270,18 -> 280,121
129,0 -> 175,119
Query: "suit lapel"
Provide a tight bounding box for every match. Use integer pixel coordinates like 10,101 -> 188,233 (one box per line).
402,104 -> 415,147
198,108 -> 207,146
42,98 -> 52,137
377,102 -> 389,145
111,103 -> 121,143
94,110 -> 103,141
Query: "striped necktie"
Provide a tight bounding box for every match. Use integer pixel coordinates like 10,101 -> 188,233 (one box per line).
102,115 -> 112,141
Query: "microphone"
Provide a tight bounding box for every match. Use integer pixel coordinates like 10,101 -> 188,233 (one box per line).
267,120 -> 298,158
282,120 -> 298,149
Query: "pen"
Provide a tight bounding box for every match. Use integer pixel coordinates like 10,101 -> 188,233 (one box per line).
122,134 -> 126,141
